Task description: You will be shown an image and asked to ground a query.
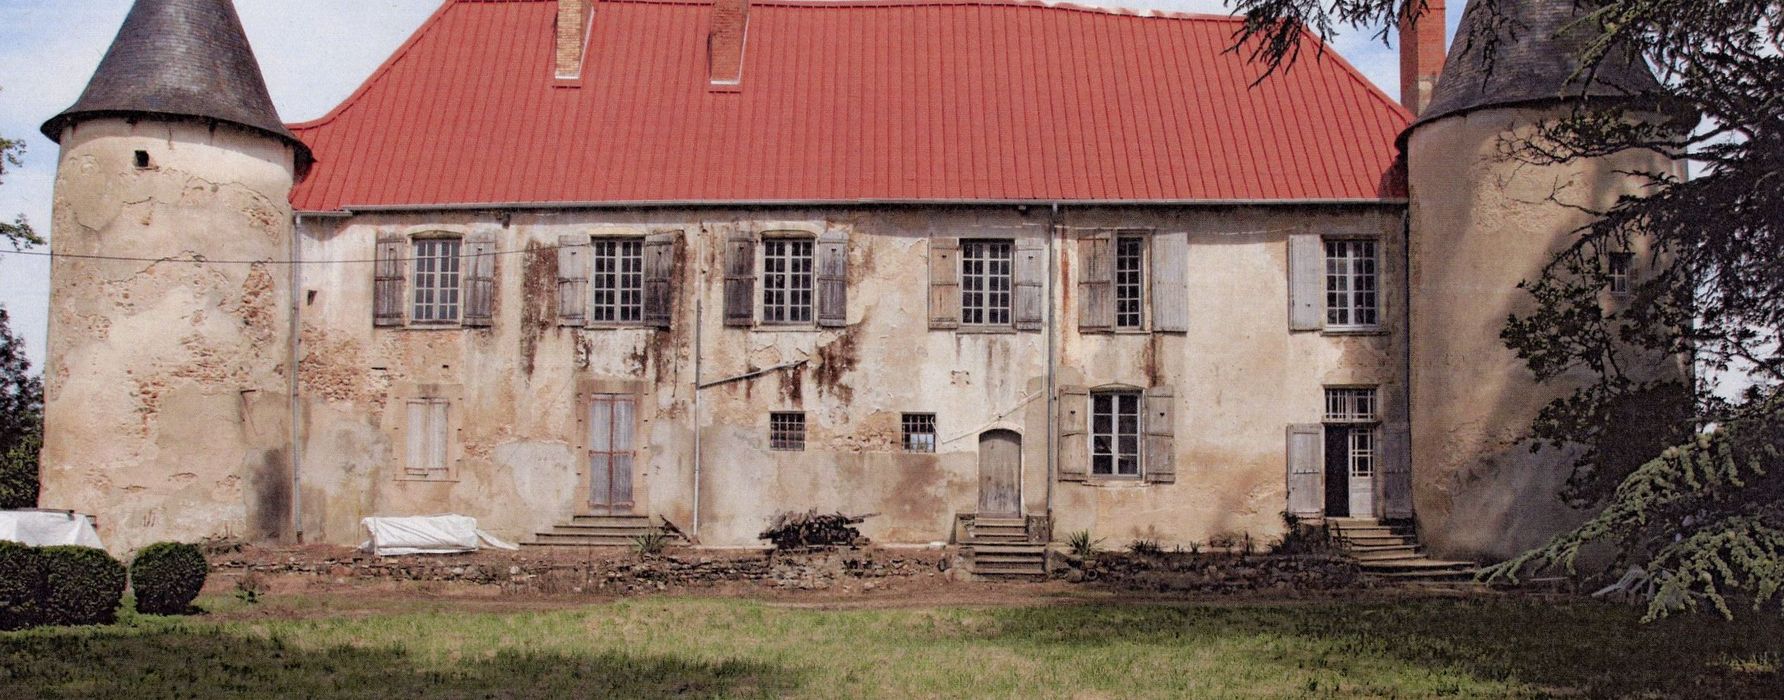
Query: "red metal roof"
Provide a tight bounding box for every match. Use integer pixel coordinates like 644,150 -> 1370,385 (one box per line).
289,0 -> 1411,211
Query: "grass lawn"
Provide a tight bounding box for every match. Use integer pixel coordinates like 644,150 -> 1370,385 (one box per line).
1,593 -> 1780,698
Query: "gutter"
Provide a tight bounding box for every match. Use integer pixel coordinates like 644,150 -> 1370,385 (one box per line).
306,197 -> 1407,216
1044,203 -> 1061,522
288,216 -> 307,543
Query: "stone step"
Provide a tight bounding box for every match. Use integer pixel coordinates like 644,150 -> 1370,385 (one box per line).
968,535 -> 1031,545
1349,545 -> 1423,561
547,525 -> 659,536
975,517 -> 1026,526
1326,517 -> 1382,527
1340,534 -> 1416,547
1332,525 -> 1416,537
570,514 -> 654,527
969,544 -> 1048,555
1370,568 -> 1480,582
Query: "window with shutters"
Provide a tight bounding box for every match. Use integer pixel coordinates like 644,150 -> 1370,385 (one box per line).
1608,252 -> 1633,296
1324,239 -> 1378,329
1114,235 -> 1146,329
590,237 -> 644,324
769,412 -> 806,451
762,238 -> 815,325
902,413 -> 937,453
403,398 -> 451,479
1091,390 -> 1142,477
961,239 -> 1014,326
412,238 -> 463,324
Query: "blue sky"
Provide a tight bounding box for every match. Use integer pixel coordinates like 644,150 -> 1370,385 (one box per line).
0,0 -> 1461,370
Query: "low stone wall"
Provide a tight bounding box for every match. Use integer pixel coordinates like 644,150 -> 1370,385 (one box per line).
210,546 -> 955,595
1062,552 -> 1366,594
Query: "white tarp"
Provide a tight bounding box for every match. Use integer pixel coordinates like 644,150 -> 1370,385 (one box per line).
0,510 -> 106,549
359,515 -> 519,556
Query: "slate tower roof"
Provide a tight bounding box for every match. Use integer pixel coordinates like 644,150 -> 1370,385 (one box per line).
1412,0 -> 1666,131
41,0 -> 311,168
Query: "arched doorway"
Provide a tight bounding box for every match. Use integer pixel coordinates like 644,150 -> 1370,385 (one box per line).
977,429 -> 1022,517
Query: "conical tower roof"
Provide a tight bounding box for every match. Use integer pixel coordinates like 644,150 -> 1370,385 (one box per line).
40,0 -> 310,167
1411,0 -> 1666,131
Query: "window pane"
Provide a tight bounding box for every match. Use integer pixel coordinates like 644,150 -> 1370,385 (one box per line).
961,240 -> 1013,326
1115,236 -> 1144,328
763,239 -> 814,325
591,238 -> 644,324
411,239 -> 462,323
1090,390 -> 1143,478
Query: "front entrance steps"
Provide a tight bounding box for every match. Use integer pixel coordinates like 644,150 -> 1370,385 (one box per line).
961,516 -> 1049,578
1328,517 -> 1478,582
522,514 -> 685,548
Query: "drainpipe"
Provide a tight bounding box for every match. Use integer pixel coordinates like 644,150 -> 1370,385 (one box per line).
691,224 -> 706,538
288,215 -> 305,544
1044,203 -> 1061,522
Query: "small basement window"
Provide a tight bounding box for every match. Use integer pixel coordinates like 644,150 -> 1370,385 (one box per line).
769,412 -> 806,451
902,413 -> 937,453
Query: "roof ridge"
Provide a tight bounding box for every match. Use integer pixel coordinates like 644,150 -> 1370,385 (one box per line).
538,0 -> 1250,23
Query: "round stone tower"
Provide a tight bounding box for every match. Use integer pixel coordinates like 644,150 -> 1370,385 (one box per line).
37,0 -> 310,552
1403,0 -> 1684,559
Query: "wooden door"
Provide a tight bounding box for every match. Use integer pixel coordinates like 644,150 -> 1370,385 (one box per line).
1345,426 -> 1377,518
1285,424 -> 1324,519
588,394 -> 636,514
977,430 -> 1022,517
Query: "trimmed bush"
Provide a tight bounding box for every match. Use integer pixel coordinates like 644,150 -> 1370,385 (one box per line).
37,546 -> 125,626
130,542 -> 208,615
0,540 -> 43,630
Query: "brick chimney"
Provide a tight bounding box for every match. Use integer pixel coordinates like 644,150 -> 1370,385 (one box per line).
556,0 -> 594,80
1398,0 -> 1446,114
709,0 -> 749,88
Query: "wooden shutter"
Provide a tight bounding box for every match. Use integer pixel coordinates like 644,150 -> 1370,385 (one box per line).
816,229 -> 848,328
373,233 -> 407,327
1077,230 -> 1113,333
723,232 -> 756,327
1143,386 -> 1176,484
1058,386 -> 1090,482
461,231 -> 497,328
556,234 -> 589,327
1286,424 -> 1325,518
1013,237 -> 1045,331
643,231 -> 677,329
928,236 -> 961,329
1288,234 -> 1323,331
427,400 -> 449,475
1151,232 -> 1189,333
404,400 -> 428,475
1382,422 -> 1413,520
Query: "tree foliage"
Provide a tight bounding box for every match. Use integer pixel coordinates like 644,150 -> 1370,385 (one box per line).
1229,0 -> 1783,618
0,87 -> 42,250
0,306 -> 41,509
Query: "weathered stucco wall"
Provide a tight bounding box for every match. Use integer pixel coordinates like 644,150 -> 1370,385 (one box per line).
1406,106 -> 1683,559
40,118 -> 298,553
285,205 -> 1403,549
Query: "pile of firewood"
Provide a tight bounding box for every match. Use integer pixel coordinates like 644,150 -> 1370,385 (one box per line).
759,510 -> 875,550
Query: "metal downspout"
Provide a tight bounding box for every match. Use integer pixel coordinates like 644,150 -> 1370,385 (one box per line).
691,224 -> 706,539
288,215 -> 304,543
1045,203 -> 1061,521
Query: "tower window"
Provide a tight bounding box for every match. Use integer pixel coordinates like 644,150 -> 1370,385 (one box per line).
133,150 -> 151,169
1608,252 -> 1633,296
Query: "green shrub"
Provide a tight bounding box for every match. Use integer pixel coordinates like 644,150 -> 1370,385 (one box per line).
130,542 -> 208,615
1065,530 -> 1102,558
632,530 -> 672,557
0,540 -> 43,630
37,546 -> 125,626
1127,539 -> 1164,557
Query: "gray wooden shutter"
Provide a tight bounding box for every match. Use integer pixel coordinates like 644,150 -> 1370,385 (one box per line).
1286,424 -> 1325,519
556,234 -> 589,327
643,231 -> 677,329
816,229 -> 848,328
1143,386 -> 1176,484
1014,237 -> 1045,331
1077,230 -> 1113,333
723,233 -> 756,327
1382,423 -> 1413,520
1058,386 -> 1090,482
461,231 -> 496,328
373,233 -> 407,327
1151,232 -> 1189,333
928,237 -> 961,329
1288,234 -> 1324,331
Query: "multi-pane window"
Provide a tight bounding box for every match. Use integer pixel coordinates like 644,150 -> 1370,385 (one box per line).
769,412 -> 806,451
1608,252 -> 1633,295
902,413 -> 937,453
962,240 -> 1014,326
1324,387 -> 1378,423
1325,387 -> 1378,481
1091,391 -> 1142,477
1115,236 -> 1145,329
1325,239 -> 1379,328
762,239 -> 815,324
404,398 -> 450,478
412,239 -> 462,323
591,238 -> 644,324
